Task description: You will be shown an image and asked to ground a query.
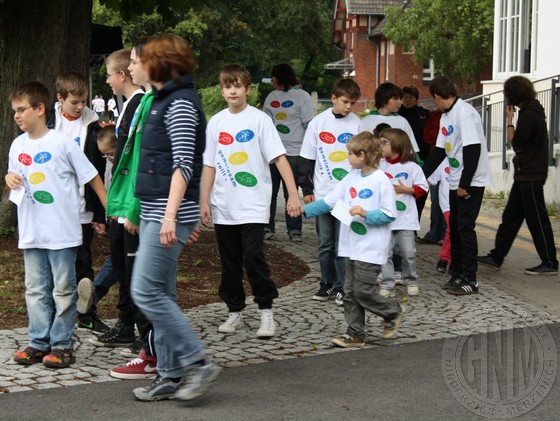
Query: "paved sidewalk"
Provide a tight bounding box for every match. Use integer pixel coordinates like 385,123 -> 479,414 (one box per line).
1,198 -> 559,394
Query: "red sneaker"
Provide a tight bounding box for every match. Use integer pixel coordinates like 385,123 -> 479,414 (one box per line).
110,348 -> 157,379
42,349 -> 76,368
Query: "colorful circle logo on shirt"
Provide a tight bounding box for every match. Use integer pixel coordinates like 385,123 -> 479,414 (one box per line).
275,112 -> 287,121
281,100 -> 294,108
18,153 -> 32,166
235,171 -> 258,187
276,124 -> 290,134
236,130 -> 255,143
329,151 -> 347,162
29,172 -> 46,184
337,133 -> 353,144
332,168 -> 349,181
445,142 -> 452,153
350,221 -> 367,235
445,166 -> 450,174
395,172 -> 409,180
219,132 -> 234,145
349,187 -> 357,198
448,157 -> 461,168
33,190 -> 54,204
396,201 -> 407,211
358,189 -> 373,199
384,172 -> 393,179
228,151 -> 249,165
270,101 -> 281,108
441,125 -> 454,137
34,152 -> 52,164
319,132 -> 336,144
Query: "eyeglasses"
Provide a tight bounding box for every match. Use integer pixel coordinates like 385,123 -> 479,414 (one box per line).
380,138 -> 391,146
13,106 -> 33,116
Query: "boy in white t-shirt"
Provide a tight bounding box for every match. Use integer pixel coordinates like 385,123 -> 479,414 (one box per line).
299,78 -> 362,305
302,132 -> 405,347
6,81 -> 106,369
200,64 -> 301,338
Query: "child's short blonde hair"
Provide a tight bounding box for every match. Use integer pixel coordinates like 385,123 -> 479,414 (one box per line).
9,81 -> 52,120
347,131 -> 382,168
55,71 -> 88,99
97,125 -> 117,150
106,49 -> 132,78
379,128 -> 417,164
220,64 -> 251,88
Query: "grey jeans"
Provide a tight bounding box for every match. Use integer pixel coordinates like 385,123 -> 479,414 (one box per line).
380,230 -> 418,290
343,259 -> 400,340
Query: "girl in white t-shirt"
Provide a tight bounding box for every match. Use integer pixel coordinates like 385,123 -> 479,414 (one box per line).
378,128 -> 428,297
427,161 -> 451,274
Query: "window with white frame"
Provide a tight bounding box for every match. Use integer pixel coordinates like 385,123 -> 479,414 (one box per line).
497,0 -> 538,75
423,58 -> 435,81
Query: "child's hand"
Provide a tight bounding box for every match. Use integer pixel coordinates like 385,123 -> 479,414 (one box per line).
124,219 -> 139,235
5,173 -> 22,190
187,227 -> 200,245
303,194 -> 315,204
393,180 -> 412,195
200,204 -> 213,228
286,195 -> 302,218
349,205 -> 365,218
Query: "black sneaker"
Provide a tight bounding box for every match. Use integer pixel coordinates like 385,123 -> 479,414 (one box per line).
334,290 -> 345,306
312,284 -> 333,301
477,254 -> 500,270
89,319 -> 135,347
447,279 -> 479,295
78,312 -> 110,335
442,273 -> 462,290
525,263 -> 558,276
436,259 -> 448,273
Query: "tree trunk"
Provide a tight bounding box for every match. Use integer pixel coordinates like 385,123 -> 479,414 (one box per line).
0,0 -> 92,227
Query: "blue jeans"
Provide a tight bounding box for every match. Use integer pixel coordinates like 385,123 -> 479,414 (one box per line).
381,230 -> 417,290
24,248 -> 77,350
93,255 -> 117,304
316,213 -> 346,291
131,220 -> 206,379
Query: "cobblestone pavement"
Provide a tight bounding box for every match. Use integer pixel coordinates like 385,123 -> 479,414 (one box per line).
1,200 -> 559,393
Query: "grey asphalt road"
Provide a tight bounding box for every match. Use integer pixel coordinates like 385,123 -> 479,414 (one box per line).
2,324 -> 558,421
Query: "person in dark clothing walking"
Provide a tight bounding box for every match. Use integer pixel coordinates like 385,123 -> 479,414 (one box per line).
478,75 -> 558,275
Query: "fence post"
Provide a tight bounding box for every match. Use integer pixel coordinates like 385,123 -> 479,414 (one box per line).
549,78 -> 559,166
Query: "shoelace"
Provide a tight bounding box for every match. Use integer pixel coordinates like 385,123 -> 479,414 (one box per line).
261,312 -> 274,329
126,357 -> 146,367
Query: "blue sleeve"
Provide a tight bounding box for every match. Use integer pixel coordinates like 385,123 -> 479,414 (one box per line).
365,210 -> 395,225
303,199 -> 332,218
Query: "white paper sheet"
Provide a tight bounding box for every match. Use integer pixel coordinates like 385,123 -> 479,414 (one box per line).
331,200 -> 353,226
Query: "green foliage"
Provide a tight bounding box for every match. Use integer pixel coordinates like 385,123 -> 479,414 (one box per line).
384,0 -> 494,83
0,226 -> 16,236
99,0 -> 207,23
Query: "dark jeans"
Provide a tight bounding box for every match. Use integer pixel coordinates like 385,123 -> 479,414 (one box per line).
93,255 -> 117,305
490,181 -> 558,267
110,221 -> 151,338
267,155 -> 302,235
215,223 -> 279,312
423,185 -> 446,243
448,187 -> 484,282
76,223 -> 94,282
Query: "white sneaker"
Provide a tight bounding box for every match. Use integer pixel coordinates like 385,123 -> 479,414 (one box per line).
379,288 -> 395,298
407,285 -> 419,296
218,312 -> 243,333
394,271 -> 403,286
77,277 -> 94,314
256,309 -> 276,338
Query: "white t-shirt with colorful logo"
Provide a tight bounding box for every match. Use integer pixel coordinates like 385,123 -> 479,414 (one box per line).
379,158 -> 428,231
299,108 -> 361,200
323,169 -> 396,265
436,98 -> 492,190
204,105 -> 287,225
263,87 -> 315,156
8,129 -> 99,249
359,112 -> 419,152
427,161 -> 451,213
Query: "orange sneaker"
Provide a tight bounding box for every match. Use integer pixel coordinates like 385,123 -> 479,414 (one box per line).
14,346 -> 49,366
42,349 -> 75,368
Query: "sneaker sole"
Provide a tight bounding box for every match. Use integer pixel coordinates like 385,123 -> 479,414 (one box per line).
478,261 -> 500,270
312,296 -> 330,301
110,370 -> 157,380
331,338 -> 365,348
525,270 -> 558,276
77,278 -> 94,314
447,287 -> 479,295
173,365 -> 223,401
133,387 -> 178,402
